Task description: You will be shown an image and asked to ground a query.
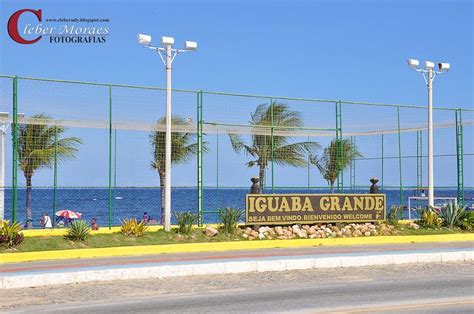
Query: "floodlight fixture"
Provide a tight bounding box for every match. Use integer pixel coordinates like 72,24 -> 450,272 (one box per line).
18,113 -> 25,119
438,62 -> 450,72
137,33 -> 152,45
424,61 -> 435,70
161,36 -> 175,46
185,41 -> 198,51
0,112 -> 8,118
407,58 -> 420,69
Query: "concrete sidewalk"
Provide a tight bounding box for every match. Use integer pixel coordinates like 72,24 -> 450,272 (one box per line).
1,241 -> 472,289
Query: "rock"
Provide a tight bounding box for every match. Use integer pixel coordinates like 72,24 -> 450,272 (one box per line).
244,227 -> 252,235
250,230 -> 259,238
275,226 -> 284,236
344,229 -> 352,237
408,222 -> 420,230
204,225 -> 218,237
277,235 -> 288,240
336,231 -> 343,237
360,225 -> 369,233
297,230 -> 308,238
309,227 -> 317,235
353,230 -> 362,237
259,226 -> 269,233
292,225 -> 301,233
309,233 -> 318,239
364,231 -> 371,236
378,223 -> 393,235
258,233 -> 266,240
302,225 -> 310,231
320,232 -> 327,238
242,233 -> 248,239
248,236 -> 256,240
285,230 -> 293,237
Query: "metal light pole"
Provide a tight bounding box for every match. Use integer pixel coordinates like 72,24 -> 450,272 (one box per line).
137,34 -> 197,232
407,59 -> 450,207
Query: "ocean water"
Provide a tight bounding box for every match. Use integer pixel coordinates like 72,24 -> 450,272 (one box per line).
3,187 -> 473,228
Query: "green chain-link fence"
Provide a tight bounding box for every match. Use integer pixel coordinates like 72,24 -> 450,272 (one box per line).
0,75 -> 472,228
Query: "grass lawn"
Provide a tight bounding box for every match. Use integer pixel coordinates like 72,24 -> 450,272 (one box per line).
2,225 -> 472,253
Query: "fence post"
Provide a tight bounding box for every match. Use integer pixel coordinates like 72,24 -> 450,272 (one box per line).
350,136 -> 356,191
108,85 -> 113,229
270,98 -> 274,193
216,130 -> 219,211
397,106 -> 403,205
11,76 -> 18,223
52,125 -> 58,225
113,128 -> 117,223
307,135 -> 310,189
416,130 -> 423,190
381,133 -> 384,191
335,101 -> 343,192
455,109 -> 464,205
197,91 -> 203,226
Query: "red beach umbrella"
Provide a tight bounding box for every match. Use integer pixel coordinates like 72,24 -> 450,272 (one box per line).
55,209 -> 82,219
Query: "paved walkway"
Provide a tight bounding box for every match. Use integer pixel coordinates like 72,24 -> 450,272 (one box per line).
1,241 -> 472,289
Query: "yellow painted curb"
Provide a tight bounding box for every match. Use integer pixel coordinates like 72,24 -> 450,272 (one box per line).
1,233 -> 473,264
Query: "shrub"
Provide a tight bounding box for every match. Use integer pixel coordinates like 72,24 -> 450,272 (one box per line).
218,207 -> 243,235
440,202 -> 469,228
416,206 -> 442,228
64,220 -> 90,241
459,211 -> 474,231
174,211 -> 198,236
0,220 -> 24,249
388,205 -> 403,225
121,218 -> 147,237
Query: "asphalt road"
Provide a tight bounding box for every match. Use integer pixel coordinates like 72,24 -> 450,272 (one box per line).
4,262 -> 473,313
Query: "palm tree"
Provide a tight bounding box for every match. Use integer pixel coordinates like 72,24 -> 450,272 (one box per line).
150,116 -> 207,225
18,114 -> 82,228
310,138 -> 361,192
228,102 -> 320,188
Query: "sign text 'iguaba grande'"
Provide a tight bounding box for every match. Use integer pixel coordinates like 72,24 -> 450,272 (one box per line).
246,194 -> 386,225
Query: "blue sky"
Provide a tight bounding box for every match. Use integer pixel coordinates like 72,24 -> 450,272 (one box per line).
0,0 -> 472,189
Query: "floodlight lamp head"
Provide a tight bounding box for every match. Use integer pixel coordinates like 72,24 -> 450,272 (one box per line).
407,58 -> 419,69
0,112 -> 9,118
161,36 -> 175,46
438,62 -> 450,72
424,61 -> 435,70
184,40 -> 198,51
137,33 -> 152,45
17,113 -> 25,119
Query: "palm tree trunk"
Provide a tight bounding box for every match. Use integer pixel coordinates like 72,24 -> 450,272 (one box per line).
259,165 -> 266,191
25,175 -> 33,228
159,170 -> 165,225
330,181 -> 334,193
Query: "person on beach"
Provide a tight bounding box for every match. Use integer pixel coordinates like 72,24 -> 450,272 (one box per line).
90,217 -> 99,230
142,212 -> 149,224
41,213 -> 52,229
